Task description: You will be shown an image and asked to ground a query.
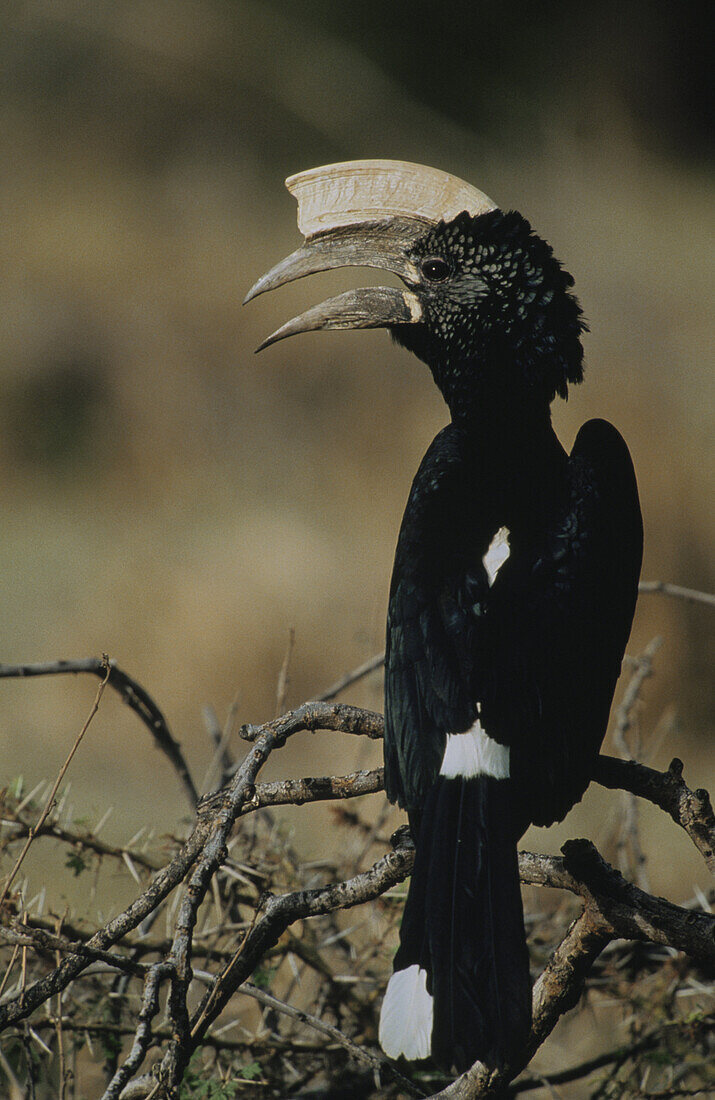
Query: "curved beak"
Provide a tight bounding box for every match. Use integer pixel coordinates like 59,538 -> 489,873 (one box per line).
244,217 -> 427,352
256,286 -> 422,351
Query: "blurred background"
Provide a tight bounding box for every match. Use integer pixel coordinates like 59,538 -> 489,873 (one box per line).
0,0 -> 712,939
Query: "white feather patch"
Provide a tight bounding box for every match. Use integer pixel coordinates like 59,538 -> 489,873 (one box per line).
440,720 -> 510,779
379,964 -> 433,1061
483,525 -> 510,586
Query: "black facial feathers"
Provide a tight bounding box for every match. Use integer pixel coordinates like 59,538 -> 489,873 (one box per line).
393,209 -> 587,413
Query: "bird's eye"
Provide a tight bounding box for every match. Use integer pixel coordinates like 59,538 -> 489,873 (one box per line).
420,257 -> 451,282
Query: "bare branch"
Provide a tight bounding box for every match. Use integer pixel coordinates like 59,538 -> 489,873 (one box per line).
132,716 -> 296,1091
0,658 -> 111,909
560,838 -> 715,961
317,651 -> 386,701
594,756 -> 715,874
0,806 -> 213,1027
613,638 -> 662,756
526,902 -> 614,1068
188,838 -> 415,1051
0,657 -> 198,808
275,626 -> 296,716
0,813 -> 162,873
238,700 -> 385,745
238,981 -> 425,1096
638,581 -> 715,608
0,921 -> 146,978
0,676 -> 711,1098
242,767 -> 385,812
102,962 -> 175,1100
612,638 -> 662,890
520,842 -> 715,961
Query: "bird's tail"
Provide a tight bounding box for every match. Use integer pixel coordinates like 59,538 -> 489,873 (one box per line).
379,774 -> 531,1072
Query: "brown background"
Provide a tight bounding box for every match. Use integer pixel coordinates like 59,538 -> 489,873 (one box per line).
0,1 -> 712,927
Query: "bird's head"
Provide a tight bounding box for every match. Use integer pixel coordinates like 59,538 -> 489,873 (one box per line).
245,161 -> 586,417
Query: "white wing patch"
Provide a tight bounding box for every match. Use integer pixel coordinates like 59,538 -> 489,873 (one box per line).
440,718 -> 510,779
379,964 -> 433,1061
483,525 -> 510,586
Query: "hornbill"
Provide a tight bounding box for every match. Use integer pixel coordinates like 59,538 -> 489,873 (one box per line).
245,161 -> 643,1072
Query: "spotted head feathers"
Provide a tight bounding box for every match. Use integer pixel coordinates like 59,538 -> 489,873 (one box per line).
393,210 -> 587,415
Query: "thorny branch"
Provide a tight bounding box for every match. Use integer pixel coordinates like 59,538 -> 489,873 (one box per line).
510,1014 -> 714,1093
432,838 -> 714,1099
611,637 -> 663,889
0,628 -> 713,1097
0,657 -> 198,808
0,920 -> 147,979
0,810 -> 163,875
0,658 -> 112,910
637,581 -> 715,608
594,755 -> 715,876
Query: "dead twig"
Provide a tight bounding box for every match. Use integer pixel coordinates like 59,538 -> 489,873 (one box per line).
317,651 -> 386,702
0,657 -> 198,808
0,658 -> 111,909
275,626 -> 296,716
594,756 -> 715,875
638,581 -> 715,608
0,812 -> 162,874
127,714 -> 294,1092
101,962 -> 175,1100
238,700 -> 385,746
0,803 -> 215,1028
186,838 -> 416,1057
509,1022 -> 681,1093
0,921 -> 147,978
612,638 -> 662,890
0,681 -> 712,1098
238,981 -> 425,1096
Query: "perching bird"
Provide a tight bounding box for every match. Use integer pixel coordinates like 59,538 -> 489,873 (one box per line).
245,161 -> 643,1072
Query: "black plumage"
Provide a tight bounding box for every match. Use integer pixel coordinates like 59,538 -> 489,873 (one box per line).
247,165 -> 643,1075
383,211 -> 641,1068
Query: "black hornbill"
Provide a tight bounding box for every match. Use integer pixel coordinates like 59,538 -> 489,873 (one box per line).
245,161 -> 643,1072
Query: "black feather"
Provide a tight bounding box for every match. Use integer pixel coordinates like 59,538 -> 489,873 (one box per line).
380,208 -> 642,1069
428,777 -> 530,1071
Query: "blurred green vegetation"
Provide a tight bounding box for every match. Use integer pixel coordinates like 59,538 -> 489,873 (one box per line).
0,0 -> 712,906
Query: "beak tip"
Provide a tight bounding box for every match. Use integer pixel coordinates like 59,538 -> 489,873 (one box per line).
255,332 -> 281,353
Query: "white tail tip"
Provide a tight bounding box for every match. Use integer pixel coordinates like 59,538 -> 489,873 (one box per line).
379,964 -> 433,1061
